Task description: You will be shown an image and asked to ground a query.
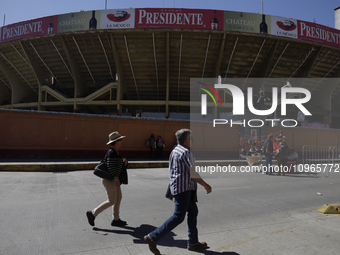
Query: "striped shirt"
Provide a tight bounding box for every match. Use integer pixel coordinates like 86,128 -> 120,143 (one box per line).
169,144 -> 196,196
106,149 -> 124,178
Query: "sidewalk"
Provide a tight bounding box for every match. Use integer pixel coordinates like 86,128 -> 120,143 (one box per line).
0,168 -> 339,255
0,159 -> 257,171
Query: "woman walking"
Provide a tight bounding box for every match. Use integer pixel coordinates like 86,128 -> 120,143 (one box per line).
86,131 -> 128,227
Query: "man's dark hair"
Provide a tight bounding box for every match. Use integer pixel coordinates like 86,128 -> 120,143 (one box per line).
175,129 -> 191,145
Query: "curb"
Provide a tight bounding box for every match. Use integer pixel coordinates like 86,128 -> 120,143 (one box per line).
0,160 -> 258,172
0,161 -> 169,172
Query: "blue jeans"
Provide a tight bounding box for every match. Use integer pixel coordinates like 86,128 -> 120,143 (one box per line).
265,154 -> 272,174
148,190 -> 198,245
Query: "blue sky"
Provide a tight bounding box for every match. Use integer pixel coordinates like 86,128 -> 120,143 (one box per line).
1,0 -> 339,28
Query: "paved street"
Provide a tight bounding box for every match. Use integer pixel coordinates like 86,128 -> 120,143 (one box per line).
0,167 -> 339,255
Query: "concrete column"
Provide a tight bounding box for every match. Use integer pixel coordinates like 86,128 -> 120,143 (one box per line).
0,84 -> 11,106
166,32 -> 170,118
20,42 -> 47,111
110,34 -> 124,115
0,58 -> 35,106
60,36 -> 87,112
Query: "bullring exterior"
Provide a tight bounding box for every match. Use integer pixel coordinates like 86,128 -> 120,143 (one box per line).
1,8 -> 340,127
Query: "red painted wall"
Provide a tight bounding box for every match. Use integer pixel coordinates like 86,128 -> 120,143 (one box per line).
1,110 -> 339,160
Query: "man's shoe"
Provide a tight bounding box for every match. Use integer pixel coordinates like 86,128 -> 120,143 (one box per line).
111,219 -> 127,227
144,235 -> 160,255
86,211 -> 95,226
187,242 -> 208,251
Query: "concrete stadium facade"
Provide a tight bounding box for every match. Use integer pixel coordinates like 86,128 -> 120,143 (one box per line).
1,8 -> 340,126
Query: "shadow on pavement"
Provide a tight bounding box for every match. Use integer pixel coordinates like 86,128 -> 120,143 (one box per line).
196,251 -> 240,255
93,224 -> 240,254
93,224 -> 158,244
157,236 -> 240,254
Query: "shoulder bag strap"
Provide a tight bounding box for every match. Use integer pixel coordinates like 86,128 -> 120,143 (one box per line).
103,149 -> 112,163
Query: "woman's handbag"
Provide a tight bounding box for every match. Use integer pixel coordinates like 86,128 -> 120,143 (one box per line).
93,160 -> 113,181
119,164 -> 128,185
94,149 -> 129,184
93,150 -> 113,181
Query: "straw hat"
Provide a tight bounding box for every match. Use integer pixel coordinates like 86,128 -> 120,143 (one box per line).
106,131 -> 126,145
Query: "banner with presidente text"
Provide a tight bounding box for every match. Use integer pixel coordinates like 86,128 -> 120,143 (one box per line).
0,8 -> 340,49
297,20 -> 340,48
135,8 -> 224,30
0,15 -> 58,43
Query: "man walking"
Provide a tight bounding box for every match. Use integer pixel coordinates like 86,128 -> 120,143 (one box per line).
144,129 -> 212,255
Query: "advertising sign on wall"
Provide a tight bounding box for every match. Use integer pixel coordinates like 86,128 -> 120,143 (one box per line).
271,16 -> 297,39
101,9 -> 135,29
1,8 -> 340,50
223,11 -> 271,34
57,10 -> 101,33
0,15 -> 58,43
135,8 -> 224,30
298,20 -> 340,48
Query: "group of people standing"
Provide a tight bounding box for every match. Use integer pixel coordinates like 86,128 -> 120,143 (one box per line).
263,132 -> 298,175
86,129 -> 211,255
147,134 -> 165,158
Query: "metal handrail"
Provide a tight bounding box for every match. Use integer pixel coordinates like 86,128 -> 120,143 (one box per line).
302,145 -> 339,177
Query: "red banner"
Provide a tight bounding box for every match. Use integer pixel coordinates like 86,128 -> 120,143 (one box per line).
0,16 -> 58,43
135,8 -> 224,30
298,20 -> 340,48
